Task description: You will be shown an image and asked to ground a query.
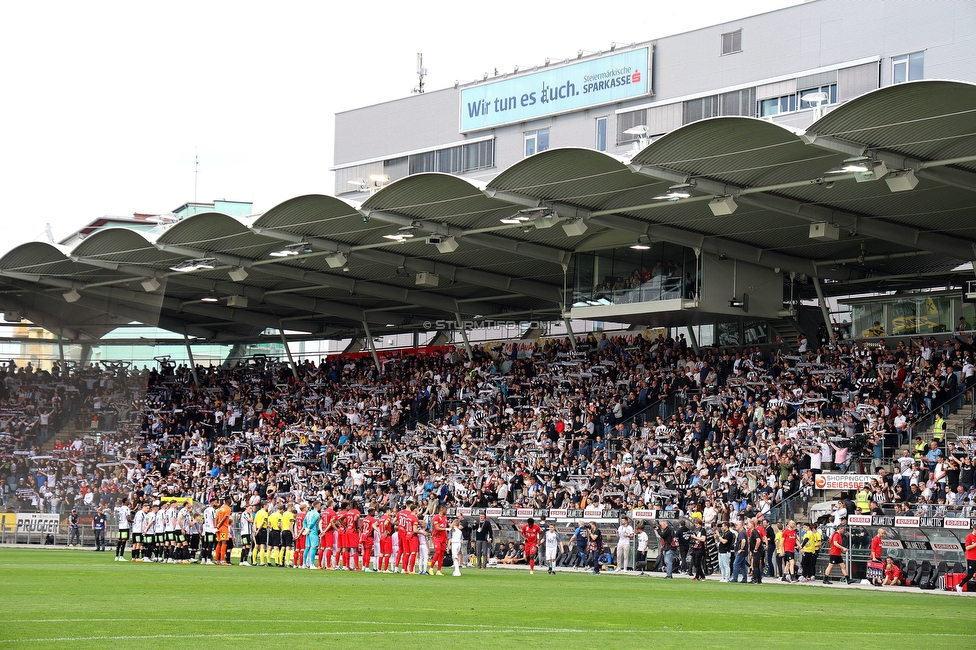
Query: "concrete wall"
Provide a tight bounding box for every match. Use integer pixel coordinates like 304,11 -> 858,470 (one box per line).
699,255 -> 784,320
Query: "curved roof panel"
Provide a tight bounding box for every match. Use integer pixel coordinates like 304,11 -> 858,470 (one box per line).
808,80 -> 976,169
487,147 -> 641,205
362,173 -> 511,230
252,194 -> 362,237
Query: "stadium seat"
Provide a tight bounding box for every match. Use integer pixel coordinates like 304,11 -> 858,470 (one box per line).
932,561 -> 948,589
951,561 -> 964,575
903,559 -> 917,585
916,561 -> 933,589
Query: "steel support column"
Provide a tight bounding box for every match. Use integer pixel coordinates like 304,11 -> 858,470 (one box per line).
183,334 -> 199,386
362,321 -> 382,374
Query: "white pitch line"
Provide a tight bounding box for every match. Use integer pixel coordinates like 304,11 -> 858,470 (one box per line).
2,618 -> 553,630
0,628 -> 592,643
1,629 -> 973,644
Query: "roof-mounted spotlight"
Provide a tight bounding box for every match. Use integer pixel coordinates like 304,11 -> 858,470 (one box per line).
653,182 -> 694,201
170,258 -> 216,272
561,218 -> 587,237
708,195 -> 738,216
141,277 -> 162,292
228,266 -> 249,282
532,209 -> 559,229
63,289 -> 81,303
825,156 -> 887,182
500,209 -> 533,225
270,241 -> 312,257
325,252 -> 348,268
630,237 -> 651,250
885,168 -> 918,192
382,226 -> 417,242
348,174 -> 391,195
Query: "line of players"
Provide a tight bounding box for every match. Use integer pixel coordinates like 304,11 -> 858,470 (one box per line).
111,497 -> 558,576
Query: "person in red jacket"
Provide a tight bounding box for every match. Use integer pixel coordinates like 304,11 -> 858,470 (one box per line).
823,523 -> 851,585
956,522 -> 976,594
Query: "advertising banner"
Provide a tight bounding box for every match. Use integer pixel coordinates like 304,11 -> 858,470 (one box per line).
813,474 -> 879,490
15,512 -> 59,535
460,48 -> 650,132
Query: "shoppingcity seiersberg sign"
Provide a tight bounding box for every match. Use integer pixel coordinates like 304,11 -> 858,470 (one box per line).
459,48 -> 650,132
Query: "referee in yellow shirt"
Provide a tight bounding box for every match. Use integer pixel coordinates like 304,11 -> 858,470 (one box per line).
254,503 -> 270,566
268,506 -> 283,567
280,504 -> 296,568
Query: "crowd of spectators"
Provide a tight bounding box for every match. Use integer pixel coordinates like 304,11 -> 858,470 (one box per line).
3,328 -> 976,537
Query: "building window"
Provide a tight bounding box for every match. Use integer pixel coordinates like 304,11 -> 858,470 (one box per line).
383,157 -> 408,182
596,117 -> 608,152
892,51 -> 924,84
524,128 -> 550,157
758,84 -> 837,117
408,151 -> 436,174
721,29 -> 742,55
462,140 -> 494,171
435,146 -> 462,174
683,95 -> 719,124
758,94 -> 797,117
617,109 -> 646,144
719,88 -> 756,117
682,89 -> 754,125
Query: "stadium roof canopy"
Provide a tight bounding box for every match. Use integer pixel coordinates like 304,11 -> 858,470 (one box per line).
2,80 -> 976,342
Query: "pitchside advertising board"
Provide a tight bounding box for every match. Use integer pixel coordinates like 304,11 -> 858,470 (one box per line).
0,512 -> 60,535
459,48 -> 651,132
847,514 -> 975,530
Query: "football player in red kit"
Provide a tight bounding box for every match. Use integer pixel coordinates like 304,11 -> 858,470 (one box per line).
395,501 -> 420,574
359,507 -> 377,572
293,503 -> 307,569
378,507 -> 394,572
431,506 -> 449,575
520,517 -> 542,574
318,500 -> 338,569
340,501 -> 361,570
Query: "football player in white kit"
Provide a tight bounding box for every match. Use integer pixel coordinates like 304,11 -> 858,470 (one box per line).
202,498 -> 218,565
176,501 -> 193,563
114,499 -> 131,561
130,502 -> 148,562
141,503 -> 158,562
163,502 -> 178,563
239,504 -> 255,566
152,501 -> 166,561
450,516 -> 464,577
545,523 -> 560,574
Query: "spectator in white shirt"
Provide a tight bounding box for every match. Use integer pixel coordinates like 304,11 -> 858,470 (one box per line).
616,516 -> 635,572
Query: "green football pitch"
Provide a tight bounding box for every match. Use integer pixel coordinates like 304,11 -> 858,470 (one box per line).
1,549 -> 972,649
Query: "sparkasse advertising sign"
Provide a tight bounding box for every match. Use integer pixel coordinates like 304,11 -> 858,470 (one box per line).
459,48 -> 650,132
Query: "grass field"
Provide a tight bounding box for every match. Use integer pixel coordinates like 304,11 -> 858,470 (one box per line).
1,549 -> 973,649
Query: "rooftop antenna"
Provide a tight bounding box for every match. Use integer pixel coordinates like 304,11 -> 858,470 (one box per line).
194,147 -> 199,204
412,53 -> 427,94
